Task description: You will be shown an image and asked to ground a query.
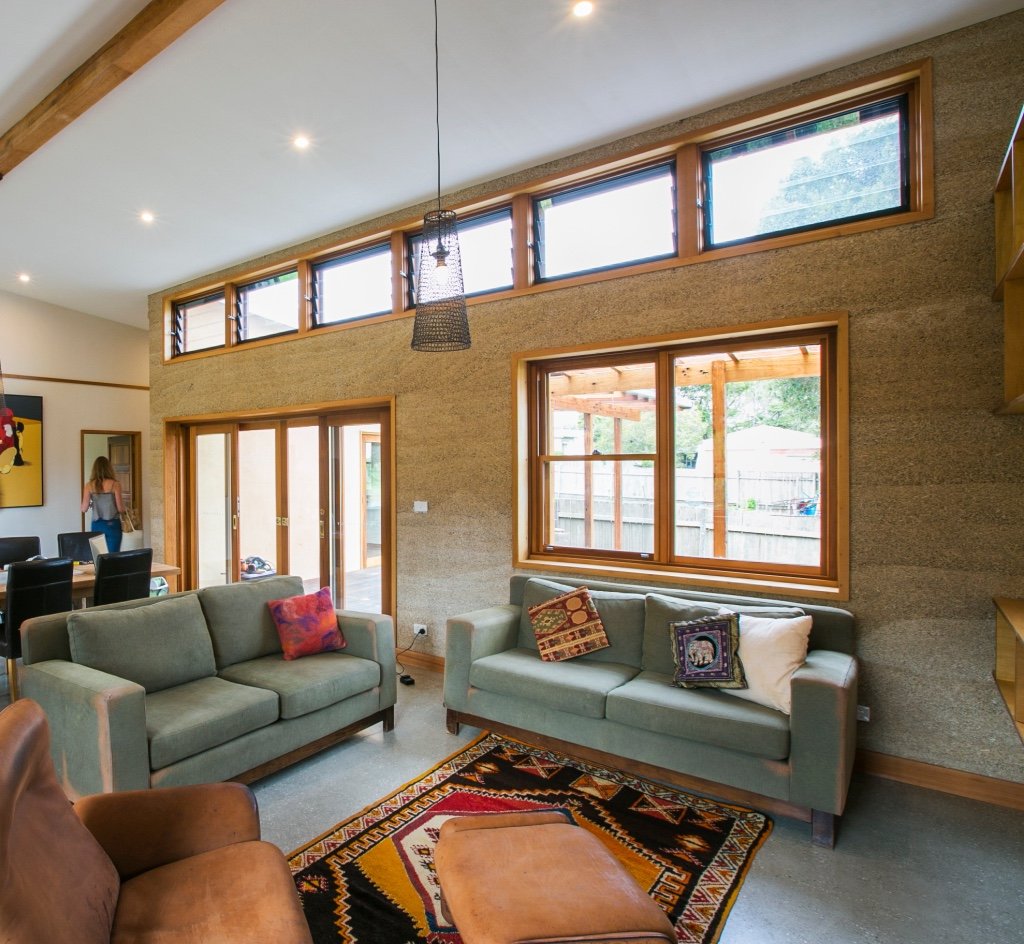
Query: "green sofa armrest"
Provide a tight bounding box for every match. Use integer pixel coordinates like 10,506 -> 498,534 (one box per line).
336,610 -> 397,710
443,604 -> 521,712
19,661 -> 150,799
788,649 -> 858,815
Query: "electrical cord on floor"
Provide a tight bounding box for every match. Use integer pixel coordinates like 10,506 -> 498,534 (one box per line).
396,632 -> 421,686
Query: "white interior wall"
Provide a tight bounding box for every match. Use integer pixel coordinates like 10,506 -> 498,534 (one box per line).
0,290 -> 149,556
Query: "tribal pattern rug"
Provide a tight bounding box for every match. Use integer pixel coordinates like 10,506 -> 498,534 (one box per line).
289,733 -> 771,944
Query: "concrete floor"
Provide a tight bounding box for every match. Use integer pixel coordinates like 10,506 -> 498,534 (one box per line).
252,667 -> 1024,944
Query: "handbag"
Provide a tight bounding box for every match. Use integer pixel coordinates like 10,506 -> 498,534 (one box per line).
120,510 -> 136,533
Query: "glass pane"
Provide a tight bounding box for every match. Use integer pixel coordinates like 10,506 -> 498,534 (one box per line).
328,422 -> 382,611
195,432 -> 231,587
287,424 -> 321,592
176,294 -> 224,353
408,208 -> 513,302
547,362 -> 656,455
314,246 -> 392,325
460,211 -> 513,295
673,379 -> 712,558
238,271 -> 298,340
672,345 -> 822,566
705,98 -> 905,246
238,428 -> 278,578
546,459 -> 654,554
536,165 -> 675,280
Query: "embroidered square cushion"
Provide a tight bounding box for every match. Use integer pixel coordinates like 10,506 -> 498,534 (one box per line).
267,587 -> 346,660
527,586 -> 611,662
669,613 -> 746,689
723,612 -> 813,714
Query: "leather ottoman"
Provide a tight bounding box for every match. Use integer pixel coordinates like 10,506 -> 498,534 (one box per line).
433,810 -> 675,944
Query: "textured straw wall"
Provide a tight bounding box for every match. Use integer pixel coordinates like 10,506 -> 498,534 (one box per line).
149,12 -> 1024,782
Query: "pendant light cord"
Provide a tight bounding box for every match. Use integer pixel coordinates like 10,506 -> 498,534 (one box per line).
434,0 -> 442,213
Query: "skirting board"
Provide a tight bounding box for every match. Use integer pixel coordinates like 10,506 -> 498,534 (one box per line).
401,650 -> 445,671
856,749 -> 1024,812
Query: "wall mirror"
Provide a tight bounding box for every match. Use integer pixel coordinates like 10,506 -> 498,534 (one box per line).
80,430 -> 142,530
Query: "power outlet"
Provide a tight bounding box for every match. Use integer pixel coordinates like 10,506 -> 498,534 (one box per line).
856,705 -> 871,722
413,623 -> 428,636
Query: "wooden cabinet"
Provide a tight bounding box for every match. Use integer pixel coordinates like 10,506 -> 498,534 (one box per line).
993,597 -> 1024,744
994,105 -> 1024,413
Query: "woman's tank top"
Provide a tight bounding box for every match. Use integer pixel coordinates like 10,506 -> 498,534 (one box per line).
92,491 -> 118,521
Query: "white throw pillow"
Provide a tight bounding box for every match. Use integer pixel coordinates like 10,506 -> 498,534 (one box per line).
721,612 -> 813,714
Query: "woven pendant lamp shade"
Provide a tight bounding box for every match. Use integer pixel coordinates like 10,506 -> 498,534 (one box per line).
411,208 -> 470,351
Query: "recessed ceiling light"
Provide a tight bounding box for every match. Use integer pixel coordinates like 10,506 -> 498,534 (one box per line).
140,210 -> 155,224
17,273 -> 30,283
293,134 -> 311,151
573,1 -> 594,17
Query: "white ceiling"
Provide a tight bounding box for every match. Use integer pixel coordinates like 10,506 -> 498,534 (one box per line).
1,0 -> 1020,329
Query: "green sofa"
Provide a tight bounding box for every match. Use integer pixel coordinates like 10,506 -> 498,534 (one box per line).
444,575 -> 857,846
19,575 -> 396,799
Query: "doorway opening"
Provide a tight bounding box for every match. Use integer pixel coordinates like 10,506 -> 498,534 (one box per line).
81,430 -> 142,530
170,401 -> 394,616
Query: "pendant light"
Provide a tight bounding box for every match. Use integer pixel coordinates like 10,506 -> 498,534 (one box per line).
411,0 -> 470,352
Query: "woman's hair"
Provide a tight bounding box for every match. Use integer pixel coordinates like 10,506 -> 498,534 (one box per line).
89,456 -> 116,492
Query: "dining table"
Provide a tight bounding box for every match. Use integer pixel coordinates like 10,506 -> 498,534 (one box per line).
0,561 -> 181,608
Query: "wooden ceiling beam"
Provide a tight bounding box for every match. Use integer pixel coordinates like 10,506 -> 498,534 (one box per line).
0,0 -> 229,178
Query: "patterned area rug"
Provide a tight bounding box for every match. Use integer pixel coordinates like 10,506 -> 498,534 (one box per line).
289,733 -> 771,944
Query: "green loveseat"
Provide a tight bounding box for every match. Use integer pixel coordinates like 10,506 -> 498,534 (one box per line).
19,575 -> 396,799
444,575 -> 856,846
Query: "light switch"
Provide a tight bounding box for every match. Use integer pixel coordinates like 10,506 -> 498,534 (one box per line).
413,500 -> 428,513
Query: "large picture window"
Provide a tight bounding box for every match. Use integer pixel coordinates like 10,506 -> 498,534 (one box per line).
520,317 -> 846,594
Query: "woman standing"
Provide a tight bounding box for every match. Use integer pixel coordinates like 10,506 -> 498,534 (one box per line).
81,456 -> 125,553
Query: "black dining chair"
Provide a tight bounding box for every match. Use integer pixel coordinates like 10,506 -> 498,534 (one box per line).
1,558 -> 74,701
57,531 -> 103,563
92,548 -> 153,607
0,536 -> 42,569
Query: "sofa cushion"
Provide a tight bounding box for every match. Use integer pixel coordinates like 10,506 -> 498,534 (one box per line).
642,594 -> 722,675
605,671 -> 791,760
720,612 -> 813,714
469,648 -> 638,720
145,676 -> 279,770
527,586 -> 610,662
519,578 -> 645,666
669,613 -> 747,689
219,652 -> 380,720
267,587 -> 346,660
199,575 -> 304,669
67,594 -> 216,694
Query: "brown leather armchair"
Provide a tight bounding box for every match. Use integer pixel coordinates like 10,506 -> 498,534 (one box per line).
0,699 -> 313,943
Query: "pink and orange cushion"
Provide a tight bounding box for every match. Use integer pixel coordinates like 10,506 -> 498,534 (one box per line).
527,586 -> 610,662
267,587 -> 346,660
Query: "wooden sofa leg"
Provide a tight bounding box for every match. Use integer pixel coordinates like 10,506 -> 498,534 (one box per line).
811,810 -> 836,848
446,709 -> 460,735
382,706 -> 395,732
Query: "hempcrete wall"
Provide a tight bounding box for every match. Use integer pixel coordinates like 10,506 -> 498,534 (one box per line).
149,12 -> 1024,782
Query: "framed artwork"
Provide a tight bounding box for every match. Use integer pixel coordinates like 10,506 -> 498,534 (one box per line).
0,395 -> 43,508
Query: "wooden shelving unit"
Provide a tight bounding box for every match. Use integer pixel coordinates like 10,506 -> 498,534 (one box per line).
994,105 -> 1024,414
993,597 -> 1024,744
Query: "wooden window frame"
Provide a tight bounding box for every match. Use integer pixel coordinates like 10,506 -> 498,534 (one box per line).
163,62 -> 929,367
513,313 -> 850,600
